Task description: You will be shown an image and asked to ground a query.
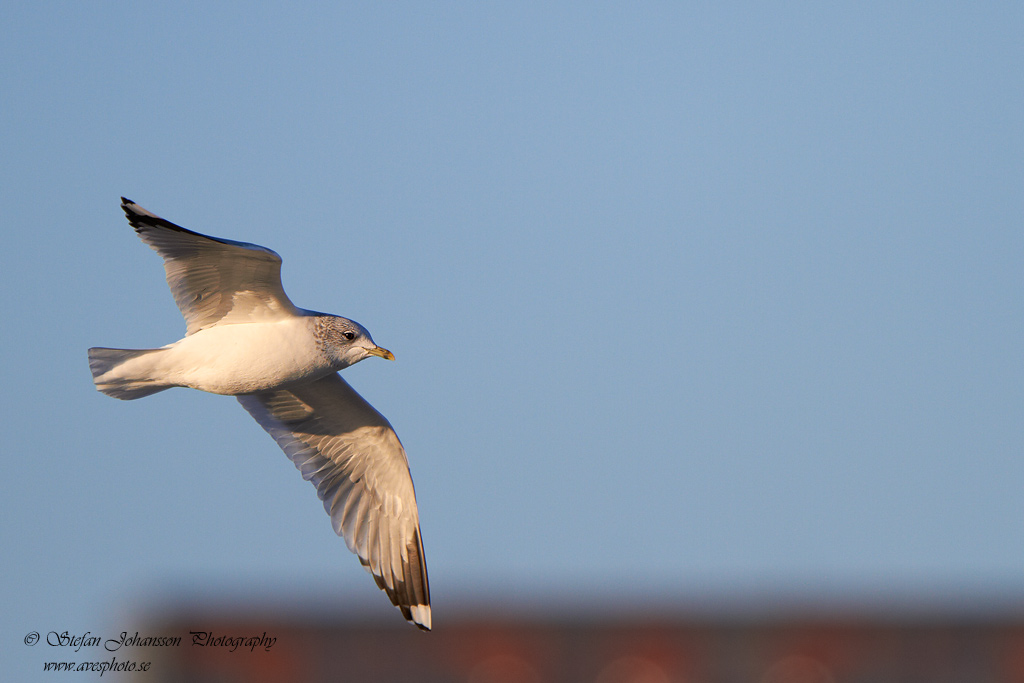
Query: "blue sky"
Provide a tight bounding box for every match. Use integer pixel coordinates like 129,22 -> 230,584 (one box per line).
3,1 -> 1023,676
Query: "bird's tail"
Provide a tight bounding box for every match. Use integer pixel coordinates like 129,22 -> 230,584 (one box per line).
88,347 -> 174,400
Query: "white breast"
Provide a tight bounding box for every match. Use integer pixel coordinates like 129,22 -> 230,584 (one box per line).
160,317 -> 332,395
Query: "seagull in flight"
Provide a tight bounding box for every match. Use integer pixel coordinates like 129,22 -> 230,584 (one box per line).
88,198 -> 431,630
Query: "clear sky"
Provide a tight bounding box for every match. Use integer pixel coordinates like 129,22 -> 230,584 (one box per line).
3,1 -> 1023,676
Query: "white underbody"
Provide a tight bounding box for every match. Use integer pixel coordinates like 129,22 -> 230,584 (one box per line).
108,317 -> 333,395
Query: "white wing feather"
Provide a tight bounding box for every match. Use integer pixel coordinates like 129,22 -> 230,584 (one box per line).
236,373 -> 431,630
121,198 -> 300,335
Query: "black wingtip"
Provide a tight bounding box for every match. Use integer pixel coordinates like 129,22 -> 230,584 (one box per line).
119,197 -> 181,232
120,197 -> 144,227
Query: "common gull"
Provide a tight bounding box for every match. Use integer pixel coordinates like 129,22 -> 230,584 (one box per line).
88,198 -> 431,630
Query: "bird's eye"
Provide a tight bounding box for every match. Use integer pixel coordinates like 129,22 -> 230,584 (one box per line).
343,331 -> 356,341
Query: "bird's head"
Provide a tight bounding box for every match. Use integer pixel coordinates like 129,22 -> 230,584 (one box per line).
319,316 -> 395,369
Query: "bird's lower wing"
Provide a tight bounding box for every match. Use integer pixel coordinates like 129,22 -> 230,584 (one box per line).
237,373 -> 431,630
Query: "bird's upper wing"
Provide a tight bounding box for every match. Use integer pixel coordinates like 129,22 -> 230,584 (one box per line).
121,198 -> 300,335
236,373 -> 431,630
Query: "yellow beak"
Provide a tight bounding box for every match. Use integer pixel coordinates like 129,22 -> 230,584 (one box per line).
366,346 -> 395,361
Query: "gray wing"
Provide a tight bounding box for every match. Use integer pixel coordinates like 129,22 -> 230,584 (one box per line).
236,373 -> 431,630
121,198 -> 300,335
